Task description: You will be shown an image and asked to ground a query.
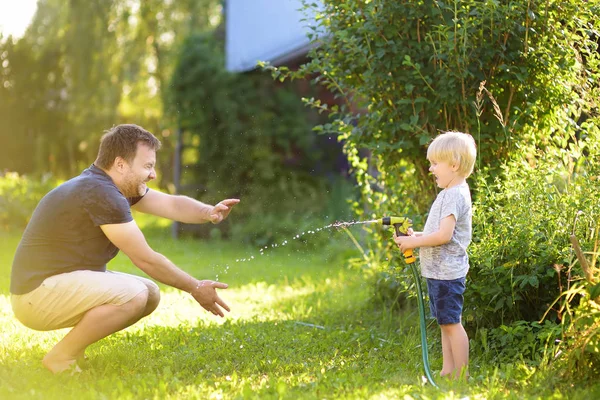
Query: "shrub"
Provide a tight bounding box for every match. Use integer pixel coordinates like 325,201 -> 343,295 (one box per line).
275,0 -> 599,216
467,131 -> 600,330
270,0 -> 600,363
0,172 -> 58,231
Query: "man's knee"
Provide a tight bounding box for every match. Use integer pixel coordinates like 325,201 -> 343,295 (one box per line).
142,282 -> 160,316
122,289 -> 150,317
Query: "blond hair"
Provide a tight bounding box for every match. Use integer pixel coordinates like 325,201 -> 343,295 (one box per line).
427,131 -> 477,177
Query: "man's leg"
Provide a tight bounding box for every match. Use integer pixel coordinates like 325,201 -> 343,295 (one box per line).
73,273 -> 160,365
42,289 -> 149,373
12,270 -> 161,373
110,271 -> 160,318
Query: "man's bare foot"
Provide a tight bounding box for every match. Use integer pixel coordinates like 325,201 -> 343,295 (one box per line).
42,352 -> 82,374
75,350 -> 88,363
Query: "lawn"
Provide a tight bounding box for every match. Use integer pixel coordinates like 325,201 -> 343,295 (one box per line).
0,221 -> 598,399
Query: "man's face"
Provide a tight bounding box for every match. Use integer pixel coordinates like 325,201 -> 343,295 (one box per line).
121,143 -> 157,197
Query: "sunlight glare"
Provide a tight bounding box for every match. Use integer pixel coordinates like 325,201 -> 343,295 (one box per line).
0,0 -> 38,39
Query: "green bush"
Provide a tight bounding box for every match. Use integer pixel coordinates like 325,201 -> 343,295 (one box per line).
270,0 -> 600,363
0,172 -> 58,231
276,0 -> 599,215
167,33 -> 353,244
558,282 -> 600,378
476,320 -> 562,366
467,132 -> 600,329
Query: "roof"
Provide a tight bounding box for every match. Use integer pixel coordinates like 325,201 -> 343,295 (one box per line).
225,0 -> 322,72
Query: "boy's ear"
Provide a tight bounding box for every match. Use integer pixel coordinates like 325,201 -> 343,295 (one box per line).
451,163 -> 460,172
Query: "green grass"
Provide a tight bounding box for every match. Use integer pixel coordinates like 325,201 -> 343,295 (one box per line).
0,221 -> 598,399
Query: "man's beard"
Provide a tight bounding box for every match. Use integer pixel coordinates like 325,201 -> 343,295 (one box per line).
122,176 -> 146,197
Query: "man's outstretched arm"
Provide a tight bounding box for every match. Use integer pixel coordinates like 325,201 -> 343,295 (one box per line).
132,189 -> 240,224
100,220 -> 230,317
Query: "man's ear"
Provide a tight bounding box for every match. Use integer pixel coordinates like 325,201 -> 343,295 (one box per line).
114,156 -> 127,173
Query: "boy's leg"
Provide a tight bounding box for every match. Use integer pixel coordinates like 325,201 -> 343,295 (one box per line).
440,328 -> 455,376
427,277 -> 468,379
440,323 -> 469,379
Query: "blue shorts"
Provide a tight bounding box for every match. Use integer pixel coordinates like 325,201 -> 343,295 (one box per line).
426,277 -> 466,325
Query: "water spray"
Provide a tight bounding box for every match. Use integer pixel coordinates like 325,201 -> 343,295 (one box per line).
231,215 -> 439,387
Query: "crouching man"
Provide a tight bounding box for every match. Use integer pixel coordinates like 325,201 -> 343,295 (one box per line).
10,124 -> 239,373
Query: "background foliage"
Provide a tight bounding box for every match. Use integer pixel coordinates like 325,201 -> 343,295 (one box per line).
167,33 -> 352,244
0,0 -> 222,177
0,0 -> 352,243
0,172 -> 58,231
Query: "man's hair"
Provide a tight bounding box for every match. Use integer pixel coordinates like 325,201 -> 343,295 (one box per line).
426,131 -> 477,177
95,124 -> 161,169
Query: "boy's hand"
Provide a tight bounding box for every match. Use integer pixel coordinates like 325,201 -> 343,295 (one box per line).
394,232 -> 419,252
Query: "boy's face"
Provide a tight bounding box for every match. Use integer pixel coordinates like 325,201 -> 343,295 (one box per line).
428,158 -> 460,189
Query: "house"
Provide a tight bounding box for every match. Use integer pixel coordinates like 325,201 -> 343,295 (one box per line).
225,0 -> 322,73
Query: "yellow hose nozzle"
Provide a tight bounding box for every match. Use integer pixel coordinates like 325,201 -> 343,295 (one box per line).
380,216 -> 416,264
380,216 -> 412,235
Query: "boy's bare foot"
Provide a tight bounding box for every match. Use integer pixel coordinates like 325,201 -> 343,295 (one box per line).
42,351 -> 82,374
440,370 -> 469,382
440,370 -> 452,378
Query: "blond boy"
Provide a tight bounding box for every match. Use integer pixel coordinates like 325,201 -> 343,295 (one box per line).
394,131 -> 476,380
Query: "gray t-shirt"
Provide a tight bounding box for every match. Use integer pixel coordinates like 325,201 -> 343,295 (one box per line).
419,182 -> 472,280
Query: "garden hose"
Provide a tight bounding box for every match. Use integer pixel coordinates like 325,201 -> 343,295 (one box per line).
379,217 -> 439,388
407,259 -> 439,389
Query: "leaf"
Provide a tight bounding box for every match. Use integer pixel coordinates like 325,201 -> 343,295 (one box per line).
589,282 -> 600,299
528,275 -> 539,288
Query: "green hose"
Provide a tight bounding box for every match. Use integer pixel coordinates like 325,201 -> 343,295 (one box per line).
342,219 -> 439,387
408,261 -> 439,389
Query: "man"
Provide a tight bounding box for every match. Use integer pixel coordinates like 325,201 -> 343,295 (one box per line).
10,124 -> 240,374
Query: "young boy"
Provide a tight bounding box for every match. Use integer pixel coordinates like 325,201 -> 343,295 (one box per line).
394,131 -> 476,380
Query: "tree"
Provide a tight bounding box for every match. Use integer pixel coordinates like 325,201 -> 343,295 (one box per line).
0,0 -> 222,179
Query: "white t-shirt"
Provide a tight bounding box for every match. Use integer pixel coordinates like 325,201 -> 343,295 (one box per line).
419,182 -> 472,280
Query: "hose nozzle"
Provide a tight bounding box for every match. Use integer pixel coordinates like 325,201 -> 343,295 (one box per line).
381,216 -> 411,233
380,216 -> 416,264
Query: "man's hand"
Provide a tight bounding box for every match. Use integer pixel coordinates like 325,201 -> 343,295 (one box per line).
209,199 -> 240,224
191,280 -> 231,317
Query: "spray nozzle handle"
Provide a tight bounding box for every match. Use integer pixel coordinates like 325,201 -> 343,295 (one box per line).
395,225 -> 416,264
381,216 -> 416,264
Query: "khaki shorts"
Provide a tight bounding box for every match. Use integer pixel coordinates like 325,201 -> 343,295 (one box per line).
11,270 -> 158,331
